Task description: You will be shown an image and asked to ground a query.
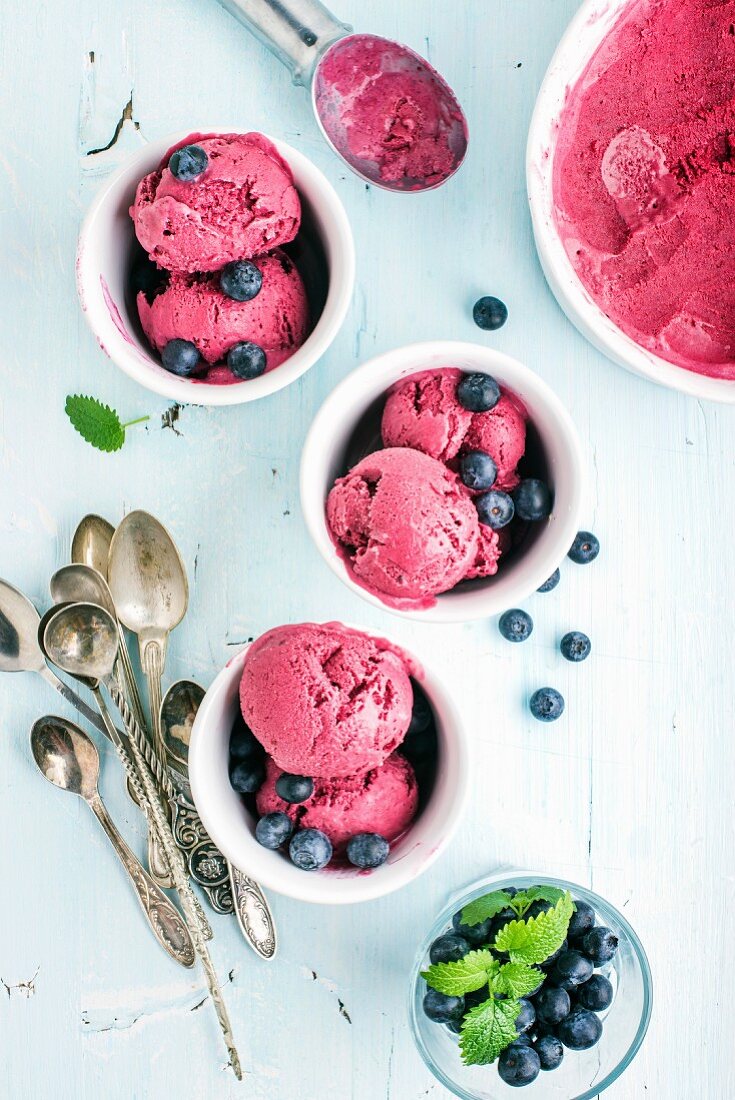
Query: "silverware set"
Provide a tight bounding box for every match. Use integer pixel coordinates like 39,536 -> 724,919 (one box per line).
0,509 -> 278,1079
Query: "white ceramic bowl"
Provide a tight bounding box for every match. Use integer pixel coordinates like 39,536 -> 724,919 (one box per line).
76,131 -> 355,405
188,630 -> 469,905
300,341 -> 584,623
527,0 -> 735,404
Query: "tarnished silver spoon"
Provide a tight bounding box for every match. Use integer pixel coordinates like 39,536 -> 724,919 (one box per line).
70,514 -> 115,578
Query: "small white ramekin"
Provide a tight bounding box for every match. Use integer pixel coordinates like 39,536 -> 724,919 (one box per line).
527,0 -> 735,404
76,131 -> 355,405
188,630 -> 469,906
299,341 -> 584,623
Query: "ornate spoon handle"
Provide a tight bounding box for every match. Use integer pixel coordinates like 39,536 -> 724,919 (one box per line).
230,865 -> 277,960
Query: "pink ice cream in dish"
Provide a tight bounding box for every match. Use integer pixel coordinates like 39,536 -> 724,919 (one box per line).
326,367 -> 552,609
128,131 -> 312,384
232,622 -> 436,873
553,0 -> 735,380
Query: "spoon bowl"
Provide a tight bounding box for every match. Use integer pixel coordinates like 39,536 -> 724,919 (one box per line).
108,511 -> 189,640
161,680 -> 205,769
50,564 -> 117,619
43,602 -> 119,683
0,579 -> 47,674
70,515 -> 115,578
31,715 -> 100,800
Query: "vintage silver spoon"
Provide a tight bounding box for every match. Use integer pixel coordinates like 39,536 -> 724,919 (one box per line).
41,601 -> 241,1078
162,680 -> 277,959
70,514 -> 115,578
30,715 -> 195,969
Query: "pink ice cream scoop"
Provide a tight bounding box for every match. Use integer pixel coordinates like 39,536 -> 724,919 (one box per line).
461,395 -> 527,492
130,131 -> 301,274
381,368 -> 472,462
136,249 -> 309,376
240,622 -> 413,778
465,524 -> 512,581
327,447 -> 479,606
256,752 -> 418,854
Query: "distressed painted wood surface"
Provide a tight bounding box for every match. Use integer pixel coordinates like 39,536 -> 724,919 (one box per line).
1,0 -> 734,1097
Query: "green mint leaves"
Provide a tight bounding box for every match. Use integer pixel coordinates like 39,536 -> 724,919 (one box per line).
65,395 -> 149,453
421,950 -> 497,996
492,962 -> 544,999
459,998 -> 520,1066
460,884 -> 567,926
493,891 -> 574,965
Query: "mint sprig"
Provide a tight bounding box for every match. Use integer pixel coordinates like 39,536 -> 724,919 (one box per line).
65,394 -> 149,453
492,961 -> 543,999
460,891 -> 515,927
421,950 -> 497,996
459,998 -> 520,1066
493,891 -> 575,965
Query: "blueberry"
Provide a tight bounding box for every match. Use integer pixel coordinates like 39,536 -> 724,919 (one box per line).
513,478 -> 552,521
227,341 -> 267,380
229,757 -> 265,794
430,933 -> 470,964
558,1006 -> 603,1050
464,986 -> 489,1011
407,687 -> 433,735
552,950 -> 594,991
169,144 -> 208,181
229,716 -> 263,761
497,1042 -> 541,1087
423,987 -> 465,1023
490,907 -> 518,942
255,812 -> 293,849
459,449 -> 497,491
534,1034 -> 564,1071
529,688 -> 564,722
568,530 -> 600,565
473,295 -> 509,331
567,900 -> 596,942
161,338 -> 201,377
533,986 -> 570,1025
445,1019 -> 462,1034
515,999 -> 536,1034
289,828 -> 332,871
346,833 -> 389,869
537,568 -> 560,593
456,372 -> 501,413
498,608 -> 533,643
526,900 -> 552,920
512,1033 -> 534,1047
476,489 -> 514,529
576,974 -> 614,1012
582,927 -> 619,965
452,910 -> 494,946
275,773 -> 314,804
561,631 -> 591,662
220,260 -> 263,302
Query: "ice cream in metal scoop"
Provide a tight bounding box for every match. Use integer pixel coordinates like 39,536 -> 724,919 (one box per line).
216,0 -> 468,191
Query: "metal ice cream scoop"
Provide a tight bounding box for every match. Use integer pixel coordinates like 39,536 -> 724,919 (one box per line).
215,0 -> 468,191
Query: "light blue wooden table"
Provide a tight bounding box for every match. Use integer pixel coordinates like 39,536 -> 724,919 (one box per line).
2,1 -> 734,1096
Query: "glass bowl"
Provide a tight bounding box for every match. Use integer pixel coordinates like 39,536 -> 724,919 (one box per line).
409,871 -> 652,1099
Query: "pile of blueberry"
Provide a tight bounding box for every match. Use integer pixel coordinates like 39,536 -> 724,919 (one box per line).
422,888 -> 619,1088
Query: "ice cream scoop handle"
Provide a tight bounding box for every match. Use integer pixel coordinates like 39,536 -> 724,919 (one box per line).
215,0 -> 351,84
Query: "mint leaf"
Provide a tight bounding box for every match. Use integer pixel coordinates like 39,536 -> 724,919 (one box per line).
493,891 -> 574,965
421,950 -> 497,997
459,997 -> 520,1066
65,395 -> 149,453
493,962 -> 544,999
513,886 -> 568,916
460,891 -> 514,927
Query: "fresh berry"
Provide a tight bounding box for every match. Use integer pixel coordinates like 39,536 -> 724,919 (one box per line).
423,988 -> 465,1023
161,338 -> 201,377
289,828 -> 332,871
567,900 -> 596,942
476,489 -> 514,529
255,812 -> 293,849
515,999 -> 536,1034
537,568 -> 560,593
576,974 -> 614,1012
169,144 -> 208,181
463,986 -> 489,1011
473,295 -> 509,331
491,907 -> 518,937
456,372 -> 501,412
429,933 -> 470,964
346,833 -> 389,869
526,900 -> 552,920
459,449 -> 497,491
499,608 -> 533,643
407,687 -> 433,735
275,773 -> 314,804
513,478 -> 552,521
582,927 -> 619,964
552,950 -> 594,991
445,1019 -> 462,1034
220,259 -> 263,301
534,1034 -> 564,1071
497,1042 -> 541,1087
561,631 -> 591,662
229,716 -> 263,761
533,985 -> 570,1025
568,530 -> 600,564
558,1006 -> 603,1050
229,757 -> 265,794
529,687 -> 564,722
452,910 -> 494,946
227,341 -> 267,379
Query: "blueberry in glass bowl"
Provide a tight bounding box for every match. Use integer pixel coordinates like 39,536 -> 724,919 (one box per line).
409,872 -> 652,1099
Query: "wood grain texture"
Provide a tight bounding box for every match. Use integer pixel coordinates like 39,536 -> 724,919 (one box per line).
1,0 -> 734,1096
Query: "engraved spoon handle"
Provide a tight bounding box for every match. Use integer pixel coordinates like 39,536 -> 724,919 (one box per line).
87,791 -> 195,968
141,641 -> 168,770
230,865 -> 277,959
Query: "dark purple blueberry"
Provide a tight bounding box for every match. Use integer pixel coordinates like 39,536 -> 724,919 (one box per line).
497,1042 -> 541,1087
515,999 -> 536,1034
558,1006 -> 603,1050
255,812 -> 293,849
220,260 -> 263,302
476,489 -> 514,529
561,631 -> 591,662
275,773 -> 314,804
529,687 -> 564,722
533,986 -> 570,1026
498,608 -> 533,643
576,974 -> 614,1012
456,372 -> 501,412
568,530 -> 600,565
229,715 -> 263,761
534,1034 -> 564,1070
552,950 -> 594,991
567,900 -> 596,942
537,568 -> 560,593
161,338 -> 201,377
423,988 -> 465,1023
459,449 -> 497,491
452,910 -> 494,946
582,927 -> 619,965
430,933 -> 470,964
473,295 -> 509,331
346,833 -> 389,869
229,757 -> 265,794
227,341 -> 267,380
513,478 -> 552,521
289,828 -> 332,871
169,144 -> 208,181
